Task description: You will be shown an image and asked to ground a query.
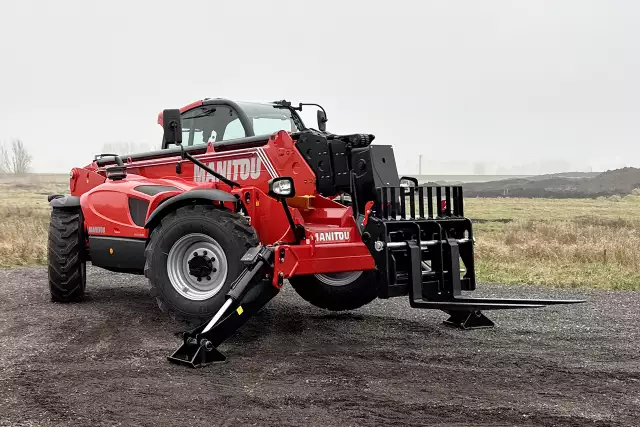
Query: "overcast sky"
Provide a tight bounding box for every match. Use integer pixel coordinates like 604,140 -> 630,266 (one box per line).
1,1 -> 638,175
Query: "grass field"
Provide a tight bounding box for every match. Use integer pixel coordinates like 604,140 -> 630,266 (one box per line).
467,196 -> 640,290
1,174 -> 638,290
0,174 -> 69,267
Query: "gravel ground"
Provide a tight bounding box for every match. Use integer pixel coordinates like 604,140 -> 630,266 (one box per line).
0,267 -> 638,427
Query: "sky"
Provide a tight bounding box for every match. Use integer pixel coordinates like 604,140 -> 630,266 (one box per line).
0,1 -> 638,175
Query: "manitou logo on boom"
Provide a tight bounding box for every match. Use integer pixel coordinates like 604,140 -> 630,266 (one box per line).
314,230 -> 351,243
194,155 -> 263,183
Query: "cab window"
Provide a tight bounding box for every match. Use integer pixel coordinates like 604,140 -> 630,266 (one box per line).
179,105 -> 246,146
253,117 -> 293,135
222,119 -> 246,140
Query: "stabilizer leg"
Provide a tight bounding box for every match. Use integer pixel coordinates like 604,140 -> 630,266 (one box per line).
167,279 -> 279,367
168,245 -> 277,368
443,309 -> 495,329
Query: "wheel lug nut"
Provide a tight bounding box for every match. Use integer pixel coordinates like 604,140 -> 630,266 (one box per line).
193,252 -> 198,257
197,277 -> 202,282
203,250 -> 207,256
212,268 -> 217,273
206,276 -> 211,280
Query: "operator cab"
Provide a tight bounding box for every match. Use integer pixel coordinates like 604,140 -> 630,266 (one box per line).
161,99 -> 304,149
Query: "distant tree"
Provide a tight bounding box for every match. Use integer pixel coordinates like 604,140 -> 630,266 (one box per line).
101,141 -> 154,156
0,139 -> 32,174
11,140 -> 32,174
0,143 -> 8,173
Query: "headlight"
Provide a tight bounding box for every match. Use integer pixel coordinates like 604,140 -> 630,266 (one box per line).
268,177 -> 295,198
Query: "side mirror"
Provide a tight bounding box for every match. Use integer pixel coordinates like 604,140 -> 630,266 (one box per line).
317,109 -> 327,132
268,177 -> 296,198
162,109 -> 182,146
400,176 -> 418,187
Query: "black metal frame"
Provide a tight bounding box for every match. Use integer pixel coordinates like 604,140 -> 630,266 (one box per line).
363,185 -> 475,299
362,184 -> 584,328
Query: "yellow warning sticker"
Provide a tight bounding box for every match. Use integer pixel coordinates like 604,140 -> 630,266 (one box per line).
236,306 -> 244,315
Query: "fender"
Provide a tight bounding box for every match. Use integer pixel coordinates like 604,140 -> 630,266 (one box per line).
144,189 -> 237,229
48,195 -> 80,209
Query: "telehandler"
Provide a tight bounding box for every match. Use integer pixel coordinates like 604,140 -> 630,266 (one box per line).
48,99 -> 582,367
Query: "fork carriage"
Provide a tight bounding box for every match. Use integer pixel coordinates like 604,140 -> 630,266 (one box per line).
364,185 -> 475,299
363,184 -> 580,328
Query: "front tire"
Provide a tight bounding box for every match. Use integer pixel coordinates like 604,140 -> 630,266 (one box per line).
289,270 -> 377,311
144,205 -> 257,324
48,208 -> 86,302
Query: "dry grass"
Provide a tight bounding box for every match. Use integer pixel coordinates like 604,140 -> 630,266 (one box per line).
0,174 -> 638,290
0,174 -> 68,267
466,197 -> 640,290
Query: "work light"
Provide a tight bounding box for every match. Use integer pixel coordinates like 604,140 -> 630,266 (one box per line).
268,177 -> 295,198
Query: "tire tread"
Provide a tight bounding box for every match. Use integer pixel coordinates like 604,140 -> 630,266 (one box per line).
48,208 -> 86,302
290,271 -> 377,311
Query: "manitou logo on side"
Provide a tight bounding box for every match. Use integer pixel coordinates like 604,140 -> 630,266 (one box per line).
194,156 -> 263,183
314,230 -> 351,243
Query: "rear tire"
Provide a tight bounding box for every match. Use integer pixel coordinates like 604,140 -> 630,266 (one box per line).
144,205 -> 257,324
48,208 -> 86,302
289,270 -> 377,311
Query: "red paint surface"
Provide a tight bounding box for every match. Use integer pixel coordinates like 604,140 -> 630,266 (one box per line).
73,101 -> 376,281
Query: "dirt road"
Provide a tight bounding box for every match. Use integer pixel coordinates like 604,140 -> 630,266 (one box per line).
0,267 -> 638,426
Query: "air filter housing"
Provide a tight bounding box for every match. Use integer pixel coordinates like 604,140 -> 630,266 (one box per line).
106,165 -> 127,181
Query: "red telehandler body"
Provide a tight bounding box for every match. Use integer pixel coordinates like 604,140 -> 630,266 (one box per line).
47,99 -> 582,367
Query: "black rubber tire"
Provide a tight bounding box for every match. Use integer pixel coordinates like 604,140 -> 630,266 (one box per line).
289,270 -> 377,311
144,204 -> 258,324
48,208 -> 86,302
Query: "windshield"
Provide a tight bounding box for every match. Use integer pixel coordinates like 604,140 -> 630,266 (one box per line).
236,102 -> 302,134
176,102 -> 302,147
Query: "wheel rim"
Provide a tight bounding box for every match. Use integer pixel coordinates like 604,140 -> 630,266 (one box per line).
167,233 -> 228,301
314,271 -> 363,287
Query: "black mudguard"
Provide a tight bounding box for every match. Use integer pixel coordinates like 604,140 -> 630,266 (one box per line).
49,195 -> 80,208
144,189 -> 237,229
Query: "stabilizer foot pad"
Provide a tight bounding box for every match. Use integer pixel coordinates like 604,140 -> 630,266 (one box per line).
443,310 -> 495,329
167,340 -> 226,368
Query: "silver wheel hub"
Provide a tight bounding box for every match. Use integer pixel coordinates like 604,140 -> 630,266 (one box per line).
167,233 -> 228,301
314,271 -> 363,287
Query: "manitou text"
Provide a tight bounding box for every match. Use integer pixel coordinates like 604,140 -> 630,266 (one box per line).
194,156 -> 263,183
314,231 -> 351,243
